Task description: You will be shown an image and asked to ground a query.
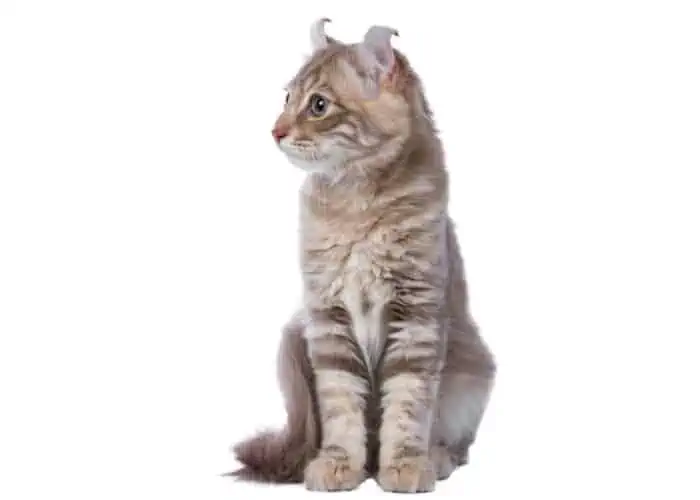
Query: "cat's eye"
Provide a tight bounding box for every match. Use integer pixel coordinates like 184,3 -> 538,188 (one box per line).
308,93 -> 328,117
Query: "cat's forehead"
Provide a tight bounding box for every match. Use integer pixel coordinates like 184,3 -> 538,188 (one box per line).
285,44 -> 356,93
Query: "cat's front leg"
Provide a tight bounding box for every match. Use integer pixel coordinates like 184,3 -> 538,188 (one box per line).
376,294 -> 444,493
304,306 -> 368,491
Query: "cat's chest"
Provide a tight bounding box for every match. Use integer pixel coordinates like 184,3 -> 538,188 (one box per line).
302,223 -> 396,307
303,225 -> 396,370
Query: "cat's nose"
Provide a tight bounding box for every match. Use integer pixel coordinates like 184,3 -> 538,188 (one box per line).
272,125 -> 289,142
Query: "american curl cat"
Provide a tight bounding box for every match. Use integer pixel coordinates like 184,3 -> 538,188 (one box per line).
231,18 -> 496,493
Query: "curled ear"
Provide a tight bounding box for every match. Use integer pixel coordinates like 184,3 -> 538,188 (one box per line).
310,17 -> 333,51
362,26 -> 398,73
355,25 -> 399,97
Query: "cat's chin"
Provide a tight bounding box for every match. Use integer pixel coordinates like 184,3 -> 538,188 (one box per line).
284,153 -> 343,176
277,140 -> 352,176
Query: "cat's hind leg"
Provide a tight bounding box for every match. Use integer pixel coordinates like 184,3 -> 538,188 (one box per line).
431,371 -> 494,472
430,444 -> 457,480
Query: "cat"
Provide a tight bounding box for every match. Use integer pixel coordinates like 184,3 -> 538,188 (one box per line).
231,18 -> 496,493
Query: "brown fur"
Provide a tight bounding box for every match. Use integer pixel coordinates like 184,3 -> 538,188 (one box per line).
231,20 -> 495,491
231,314 -> 320,482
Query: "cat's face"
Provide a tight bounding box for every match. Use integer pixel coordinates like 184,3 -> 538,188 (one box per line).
271,21 -> 411,175
271,54 -> 364,174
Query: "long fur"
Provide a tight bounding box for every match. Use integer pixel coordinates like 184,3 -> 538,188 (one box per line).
230,314 -> 320,482
231,19 -> 496,492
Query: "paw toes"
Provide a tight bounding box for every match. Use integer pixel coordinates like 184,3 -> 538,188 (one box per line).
304,455 -> 364,491
377,455 -> 436,493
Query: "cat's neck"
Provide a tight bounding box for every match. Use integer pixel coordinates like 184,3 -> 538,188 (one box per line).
301,125 -> 447,218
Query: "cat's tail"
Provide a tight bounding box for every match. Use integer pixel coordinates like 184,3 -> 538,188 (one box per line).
229,312 -> 319,483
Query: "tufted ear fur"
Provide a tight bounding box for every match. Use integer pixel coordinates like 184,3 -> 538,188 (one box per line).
354,25 -> 399,98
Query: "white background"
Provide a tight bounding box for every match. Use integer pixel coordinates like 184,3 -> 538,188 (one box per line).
1,1 -> 699,499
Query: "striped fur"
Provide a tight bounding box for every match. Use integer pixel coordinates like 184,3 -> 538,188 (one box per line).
232,19 -> 496,493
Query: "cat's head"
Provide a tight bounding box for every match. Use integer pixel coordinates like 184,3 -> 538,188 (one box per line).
272,19 -> 424,176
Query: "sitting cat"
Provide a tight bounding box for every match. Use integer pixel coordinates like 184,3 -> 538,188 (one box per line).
232,18 -> 496,493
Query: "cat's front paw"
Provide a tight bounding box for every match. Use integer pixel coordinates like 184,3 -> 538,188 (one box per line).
304,454 -> 365,492
377,454 -> 437,493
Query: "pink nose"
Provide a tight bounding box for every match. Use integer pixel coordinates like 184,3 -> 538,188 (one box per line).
272,126 -> 288,142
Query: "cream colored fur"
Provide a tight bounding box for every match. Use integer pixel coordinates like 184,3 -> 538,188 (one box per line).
232,19 -> 496,493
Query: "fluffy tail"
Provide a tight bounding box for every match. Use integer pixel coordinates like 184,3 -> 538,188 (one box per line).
230,312 -> 319,483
